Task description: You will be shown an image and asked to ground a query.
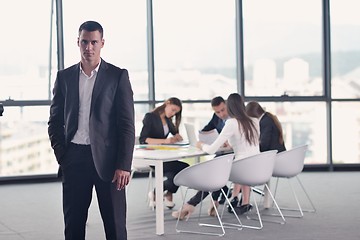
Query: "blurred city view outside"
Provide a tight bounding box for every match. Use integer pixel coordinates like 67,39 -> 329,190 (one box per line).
0,0 -> 359,177
1,53 -> 359,177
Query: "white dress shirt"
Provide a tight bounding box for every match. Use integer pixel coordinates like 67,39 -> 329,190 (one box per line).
71,62 -> 100,145
163,124 -> 169,136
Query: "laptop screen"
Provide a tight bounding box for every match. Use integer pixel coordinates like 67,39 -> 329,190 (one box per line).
184,123 -> 198,147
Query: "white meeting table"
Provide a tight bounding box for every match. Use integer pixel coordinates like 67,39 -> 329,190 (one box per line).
132,144 -> 208,235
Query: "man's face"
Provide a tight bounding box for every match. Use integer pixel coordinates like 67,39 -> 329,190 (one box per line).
78,30 -> 104,63
212,102 -> 228,120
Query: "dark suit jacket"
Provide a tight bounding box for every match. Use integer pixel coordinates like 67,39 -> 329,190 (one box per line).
139,112 -> 178,144
260,113 -> 286,153
201,113 -> 224,133
48,59 -> 135,181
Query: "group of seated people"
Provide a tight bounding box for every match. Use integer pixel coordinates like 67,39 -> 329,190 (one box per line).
138,93 -> 286,219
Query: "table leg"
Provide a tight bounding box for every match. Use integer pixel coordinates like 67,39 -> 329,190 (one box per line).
154,161 -> 164,235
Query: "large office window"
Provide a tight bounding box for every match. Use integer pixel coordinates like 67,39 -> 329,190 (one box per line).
254,102 -> 327,164
330,0 -> 360,99
242,0 -> 325,165
332,102 -> 360,164
330,0 -> 360,164
0,106 -> 57,176
0,1 -> 57,177
1,0 -> 360,180
62,0 -> 150,143
62,0 -> 148,101
0,1 -> 56,100
243,0 -> 323,97
152,0 -> 237,100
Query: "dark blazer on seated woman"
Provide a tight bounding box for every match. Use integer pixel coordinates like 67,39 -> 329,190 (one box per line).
139,97 -> 189,209
139,112 -> 177,144
246,101 -> 286,153
259,113 -> 286,153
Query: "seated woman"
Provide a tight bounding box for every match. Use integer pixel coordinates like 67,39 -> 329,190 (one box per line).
172,93 -> 260,219
245,101 -> 286,153
139,97 -> 189,209
225,101 -> 287,212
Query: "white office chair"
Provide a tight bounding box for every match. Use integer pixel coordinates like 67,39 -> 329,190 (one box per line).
127,137 -> 154,210
173,153 -> 241,236
129,161 -> 154,207
224,150 -> 285,230
271,144 -> 316,217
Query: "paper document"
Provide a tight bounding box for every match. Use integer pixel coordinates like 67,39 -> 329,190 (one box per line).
198,129 -> 219,145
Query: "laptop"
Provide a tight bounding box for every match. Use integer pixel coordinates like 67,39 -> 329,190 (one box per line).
184,123 -> 198,147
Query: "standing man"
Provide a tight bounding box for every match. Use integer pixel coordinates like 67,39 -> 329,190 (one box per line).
48,21 -> 135,240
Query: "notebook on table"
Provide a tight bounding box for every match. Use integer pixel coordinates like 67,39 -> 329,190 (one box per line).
166,140 -> 189,146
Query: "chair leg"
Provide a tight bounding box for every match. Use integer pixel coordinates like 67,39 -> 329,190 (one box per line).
295,176 -> 316,213
175,189 -> 233,236
205,189 -> 243,230
260,184 -> 286,224
177,186 -> 185,203
126,169 -> 136,194
252,187 -> 265,196
221,187 -> 263,230
286,179 -> 304,217
147,169 -> 154,211
271,177 -> 315,218
146,170 -> 152,200
239,187 -> 266,230
231,185 -> 285,230
197,197 -> 226,236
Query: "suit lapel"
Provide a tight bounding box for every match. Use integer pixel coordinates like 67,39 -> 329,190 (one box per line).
90,60 -> 108,115
70,64 -> 80,110
66,64 -> 80,140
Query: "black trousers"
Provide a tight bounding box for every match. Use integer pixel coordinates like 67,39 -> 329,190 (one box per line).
61,143 -> 127,240
151,160 -> 189,193
187,152 -> 232,206
187,185 -> 229,206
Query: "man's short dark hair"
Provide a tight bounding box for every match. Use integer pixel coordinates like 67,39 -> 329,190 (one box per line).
211,96 -> 225,107
79,21 -> 103,38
